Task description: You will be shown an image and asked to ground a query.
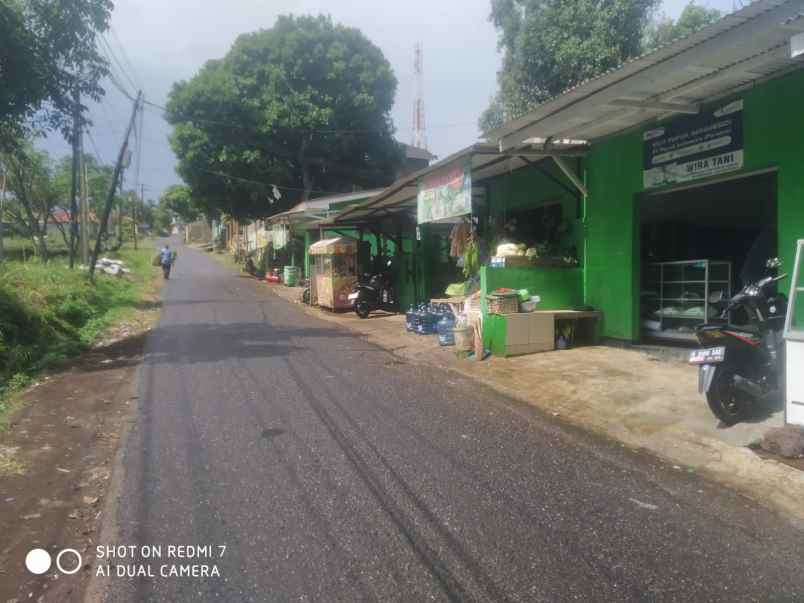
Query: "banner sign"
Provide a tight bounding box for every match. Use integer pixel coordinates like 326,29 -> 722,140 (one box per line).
643,100 -> 743,189
417,160 -> 472,224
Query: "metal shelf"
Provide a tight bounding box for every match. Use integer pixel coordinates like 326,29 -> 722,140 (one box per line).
661,280 -> 731,285
644,259 -> 732,339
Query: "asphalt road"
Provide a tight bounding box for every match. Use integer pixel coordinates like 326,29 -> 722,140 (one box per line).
103,241 -> 804,602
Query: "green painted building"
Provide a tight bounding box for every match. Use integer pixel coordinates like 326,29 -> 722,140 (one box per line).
490,0 -> 804,343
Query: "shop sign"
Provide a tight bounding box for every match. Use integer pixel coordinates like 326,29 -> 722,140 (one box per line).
417,160 -> 472,224
643,100 -> 743,189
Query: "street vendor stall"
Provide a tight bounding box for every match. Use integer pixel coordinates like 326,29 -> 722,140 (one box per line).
309,237 -> 357,310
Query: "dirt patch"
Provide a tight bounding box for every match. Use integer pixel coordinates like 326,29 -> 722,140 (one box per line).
0,293 -> 159,602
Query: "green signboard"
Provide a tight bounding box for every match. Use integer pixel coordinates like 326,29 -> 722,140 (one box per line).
643,100 -> 744,189
417,160 -> 472,224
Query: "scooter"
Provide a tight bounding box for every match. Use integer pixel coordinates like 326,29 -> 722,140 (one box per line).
348,259 -> 396,319
690,258 -> 788,425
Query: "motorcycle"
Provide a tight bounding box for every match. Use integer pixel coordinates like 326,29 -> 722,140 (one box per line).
690,258 -> 788,425
348,259 -> 396,319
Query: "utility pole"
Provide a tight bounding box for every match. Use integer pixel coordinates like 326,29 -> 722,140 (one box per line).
79,132 -> 89,265
90,91 -> 142,280
0,162 -> 6,262
135,184 -> 146,250
69,86 -> 81,268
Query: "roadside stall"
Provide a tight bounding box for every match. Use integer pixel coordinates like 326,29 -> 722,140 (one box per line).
309,237 -> 357,310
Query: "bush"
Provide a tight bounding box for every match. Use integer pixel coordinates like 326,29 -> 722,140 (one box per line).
0,244 -> 154,390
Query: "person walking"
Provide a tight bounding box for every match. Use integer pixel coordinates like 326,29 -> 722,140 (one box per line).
159,244 -> 175,279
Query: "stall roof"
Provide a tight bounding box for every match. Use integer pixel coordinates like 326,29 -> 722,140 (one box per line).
266,189 -> 385,226
331,142 -> 585,225
308,236 -> 357,255
490,0 -> 804,151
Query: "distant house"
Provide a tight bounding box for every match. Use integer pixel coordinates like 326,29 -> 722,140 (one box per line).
47,209 -> 99,237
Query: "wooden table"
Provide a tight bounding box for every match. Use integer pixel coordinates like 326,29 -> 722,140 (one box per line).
430,296 -> 468,316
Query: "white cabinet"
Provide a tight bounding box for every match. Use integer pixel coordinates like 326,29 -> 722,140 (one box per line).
784,240 -> 804,426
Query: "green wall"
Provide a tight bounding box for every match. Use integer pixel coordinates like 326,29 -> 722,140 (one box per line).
482,160 -> 583,257
585,68 -> 804,341
480,265 -> 583,351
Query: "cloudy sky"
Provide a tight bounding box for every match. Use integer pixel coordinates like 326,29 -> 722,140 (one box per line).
42,0 -> 740,201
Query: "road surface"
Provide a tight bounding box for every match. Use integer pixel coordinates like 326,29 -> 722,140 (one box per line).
103,241 -> 804,602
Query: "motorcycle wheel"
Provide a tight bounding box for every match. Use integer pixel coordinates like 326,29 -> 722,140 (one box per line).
706,367 -> 752,426
355,301 -> 371,319
302,288 -> 311,305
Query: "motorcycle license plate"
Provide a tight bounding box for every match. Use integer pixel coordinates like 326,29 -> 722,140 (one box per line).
689,346 -> 725,364
347,292 -> 359,301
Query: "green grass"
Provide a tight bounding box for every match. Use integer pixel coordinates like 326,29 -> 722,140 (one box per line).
0,241 -> 158,401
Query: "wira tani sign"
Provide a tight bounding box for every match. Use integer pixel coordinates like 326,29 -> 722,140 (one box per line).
417,160 -> 471,224
643,100 -> 743,189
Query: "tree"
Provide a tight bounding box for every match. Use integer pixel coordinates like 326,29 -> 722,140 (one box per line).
166,14 -> 403,220
644,2 -> 721,52
0,146 -> 59,260
0,0 -> 112,148
480,0 -> 659,133
159,184 -> 200,223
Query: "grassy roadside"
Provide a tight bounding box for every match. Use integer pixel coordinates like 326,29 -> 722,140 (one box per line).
0,240 -> 159,411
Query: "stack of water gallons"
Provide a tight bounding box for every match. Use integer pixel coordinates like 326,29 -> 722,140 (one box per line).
405,303 -> 455,346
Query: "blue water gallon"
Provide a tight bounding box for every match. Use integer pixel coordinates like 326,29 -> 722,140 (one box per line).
405,305 -> 416,332
437,316 -> 456,346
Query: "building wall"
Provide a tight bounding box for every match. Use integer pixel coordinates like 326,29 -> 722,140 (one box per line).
585,68 -> 804,341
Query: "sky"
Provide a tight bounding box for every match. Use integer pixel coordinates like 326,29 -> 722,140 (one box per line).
41,0 -> 740,201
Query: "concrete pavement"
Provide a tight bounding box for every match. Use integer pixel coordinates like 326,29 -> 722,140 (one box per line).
96,242 -> 804,602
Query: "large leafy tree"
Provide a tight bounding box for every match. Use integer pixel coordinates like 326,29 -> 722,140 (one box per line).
644,1 -> 721,52
0,0 -> 112,148
480,0 -> 659,133
166,14 -> 403,220
159,184 -> 200,223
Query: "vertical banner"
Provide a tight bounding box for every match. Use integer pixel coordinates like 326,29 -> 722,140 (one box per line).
417,160 -> 472,224
643,100 -> 744,189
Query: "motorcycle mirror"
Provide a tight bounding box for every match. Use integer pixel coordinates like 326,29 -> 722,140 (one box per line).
766,257 -> 782,269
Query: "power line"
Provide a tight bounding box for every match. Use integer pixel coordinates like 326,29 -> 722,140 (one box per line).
196,168 -> 347,196
98,34 -> 138,94
109,26 -> 142,89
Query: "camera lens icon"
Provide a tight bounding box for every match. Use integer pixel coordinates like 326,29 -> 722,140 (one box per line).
25,549 -> 51,575
26,548 -> 82,575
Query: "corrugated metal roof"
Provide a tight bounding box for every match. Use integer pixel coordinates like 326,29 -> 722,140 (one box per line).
490,0 -> 804,149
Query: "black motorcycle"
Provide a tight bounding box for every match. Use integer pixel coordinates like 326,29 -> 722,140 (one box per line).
690,258 -> 788,425
349,259 -> 396,319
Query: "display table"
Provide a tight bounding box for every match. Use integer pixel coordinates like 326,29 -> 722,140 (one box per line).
430,296 -> 468,316
486,309 -> 602,357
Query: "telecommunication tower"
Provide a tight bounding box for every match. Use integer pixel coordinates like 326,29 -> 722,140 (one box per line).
412,42 -> 427,150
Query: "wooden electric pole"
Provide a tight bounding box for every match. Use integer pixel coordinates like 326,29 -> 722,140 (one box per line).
79,132 -> 89,265
89,91 -> 142,280
0,162 -> 6,262
69,86 -> 81,268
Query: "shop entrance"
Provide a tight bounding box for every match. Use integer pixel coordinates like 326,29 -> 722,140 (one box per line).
639,171 -> 777,343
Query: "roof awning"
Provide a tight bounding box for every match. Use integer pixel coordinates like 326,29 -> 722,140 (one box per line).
332,142 -> 586,224
308,237 -> 357,255
490,0 -> 804,151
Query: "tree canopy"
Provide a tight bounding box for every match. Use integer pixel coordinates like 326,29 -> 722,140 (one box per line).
479,0 -> 659,133
643,2 -> 721,52
166,14 -> 403,220
159,184 -> 200,223
0,0 -> 112,148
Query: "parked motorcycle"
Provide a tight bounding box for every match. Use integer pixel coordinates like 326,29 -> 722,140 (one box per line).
348,259 -> 396,319
690,258 -> 788,425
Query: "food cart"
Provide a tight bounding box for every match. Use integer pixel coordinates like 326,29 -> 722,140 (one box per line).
784,239 -> 804,426
309,237 -> 357,310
